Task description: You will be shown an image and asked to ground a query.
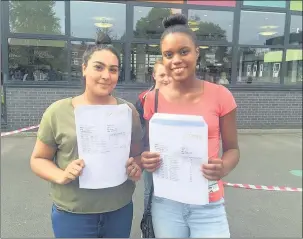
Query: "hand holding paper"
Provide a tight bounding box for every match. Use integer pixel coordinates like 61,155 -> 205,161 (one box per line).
202,158 -> 224,181
126,157 -> 142,181
141,151 -> 161,172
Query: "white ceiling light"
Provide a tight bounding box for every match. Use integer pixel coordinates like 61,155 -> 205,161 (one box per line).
259,31 -> 277,36
94,23 -> 113,28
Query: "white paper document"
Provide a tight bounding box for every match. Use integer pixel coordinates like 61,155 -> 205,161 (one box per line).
74,104 -> 132,189
149,113 -> 209,205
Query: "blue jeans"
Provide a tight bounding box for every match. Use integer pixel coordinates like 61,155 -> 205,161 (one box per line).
151,197 -> 230,238
143,170 -> 153,209
51,201 -> 133,238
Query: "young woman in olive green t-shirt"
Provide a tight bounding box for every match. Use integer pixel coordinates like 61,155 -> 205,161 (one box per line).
30,34 -> 144,238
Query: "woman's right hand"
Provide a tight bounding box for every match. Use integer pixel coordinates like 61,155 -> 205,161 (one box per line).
141,151 -> 161,172
57,159 -> 85,185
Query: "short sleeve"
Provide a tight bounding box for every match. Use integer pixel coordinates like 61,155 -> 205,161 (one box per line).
218,85 -> 237,117
37,106 -> 57,147
143,91 -> 155,121
128,103 -> 144,143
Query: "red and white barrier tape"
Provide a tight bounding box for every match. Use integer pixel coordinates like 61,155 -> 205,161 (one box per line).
223,182 -> 302,192
2,125 -> 302,193
1,125 -> 40,137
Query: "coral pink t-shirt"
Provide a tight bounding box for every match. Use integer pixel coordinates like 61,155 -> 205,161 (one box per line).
143,81 -> 237,202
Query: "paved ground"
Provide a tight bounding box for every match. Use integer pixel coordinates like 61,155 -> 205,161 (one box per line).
1,133 -> 302,238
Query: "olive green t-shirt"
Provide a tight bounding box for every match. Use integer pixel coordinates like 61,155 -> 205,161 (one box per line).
37,97 -> 143,213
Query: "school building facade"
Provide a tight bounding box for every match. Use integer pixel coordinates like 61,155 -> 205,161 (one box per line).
1,0 -> 302,131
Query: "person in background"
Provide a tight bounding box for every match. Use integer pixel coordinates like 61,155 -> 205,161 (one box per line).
217,72 -> 229,85
141,14 -> 240,238
135,59 -> 172,210
30,33 -> 144,238
135,59 -> 171,127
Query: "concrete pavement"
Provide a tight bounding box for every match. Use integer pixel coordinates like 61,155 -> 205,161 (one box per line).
1,133 -> 302,238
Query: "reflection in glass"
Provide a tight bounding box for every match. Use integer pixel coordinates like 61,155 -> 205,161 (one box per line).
285,49 -> 302,85
290,15 -> 302,45
243,1 -> 286,8
290,0 -> 303,11
134,7 -> 181,39
9,0 -> 65,35
188,10 -> 233,42
130,44 -> 232,85
130,44 -> 161,84
237,48 -> 283,84
1,70 -> 5,123
71,2 -> 126,40
8,39 -> 68,81
239,11 -> 285,45
187,0 -> 235,7
197,46 -> 232,84
71,42 -> 124,83
143,0 -> 183,3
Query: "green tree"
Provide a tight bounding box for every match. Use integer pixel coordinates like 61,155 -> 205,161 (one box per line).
8,1 -> 66,80
133,8 -> 231,83
134,8 -> 172,39
96,28 -> 118,41
9,0 -> 61,35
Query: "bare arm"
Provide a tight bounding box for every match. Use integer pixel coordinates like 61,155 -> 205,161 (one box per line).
220,109 -> 240,177
30,139 -> 64,184
130,141 -> 144,168
143,120 -> 150,151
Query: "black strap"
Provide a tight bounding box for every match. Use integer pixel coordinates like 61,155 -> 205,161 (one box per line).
147,89 -> 159,211
154,88 -> 159,113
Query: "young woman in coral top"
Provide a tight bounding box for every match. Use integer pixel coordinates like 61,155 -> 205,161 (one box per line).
141,14 -> 240,238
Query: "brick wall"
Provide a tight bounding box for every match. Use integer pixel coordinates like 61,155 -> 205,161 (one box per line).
3,86 -> 302,130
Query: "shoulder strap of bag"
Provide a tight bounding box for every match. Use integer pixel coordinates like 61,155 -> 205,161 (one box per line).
146,89 -> 159,211
154,88 -> 159,113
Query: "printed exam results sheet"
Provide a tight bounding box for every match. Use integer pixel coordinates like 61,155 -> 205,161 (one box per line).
74,104 -> 132,189
149,113 -> 209,205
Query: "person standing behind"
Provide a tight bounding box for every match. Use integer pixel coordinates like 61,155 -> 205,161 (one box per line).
141,14 -> 240,238
135,59 -> 171,127
135,59 -> 171,210
30,33 -> 143,238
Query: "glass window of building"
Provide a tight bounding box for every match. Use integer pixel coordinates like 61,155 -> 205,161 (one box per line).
8,39 -> 68,82
237,47 -> 283,84
134,7 -> 181,39
197,46 -> 232,85
188,10 -> 233,42
285,49 -> 302,85
239,11 -> 285,46
1,61 -> 5,123
187,1 -> 236,7
71,41 -> 125,83
290,15 -> 302,45
9,1 -> 65,35
71,2 -> 126,40
130,44 -> 161,84
290,0 -> 303,11
243,1 -> 286,8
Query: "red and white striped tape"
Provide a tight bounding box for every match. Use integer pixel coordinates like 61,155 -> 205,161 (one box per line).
223,182 -> 302,192
1,125 -> 302,193
1,125 -> 40,137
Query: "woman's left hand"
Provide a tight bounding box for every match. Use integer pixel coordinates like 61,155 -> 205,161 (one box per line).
126,157 -> 142,181
201,158 -> 224,181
